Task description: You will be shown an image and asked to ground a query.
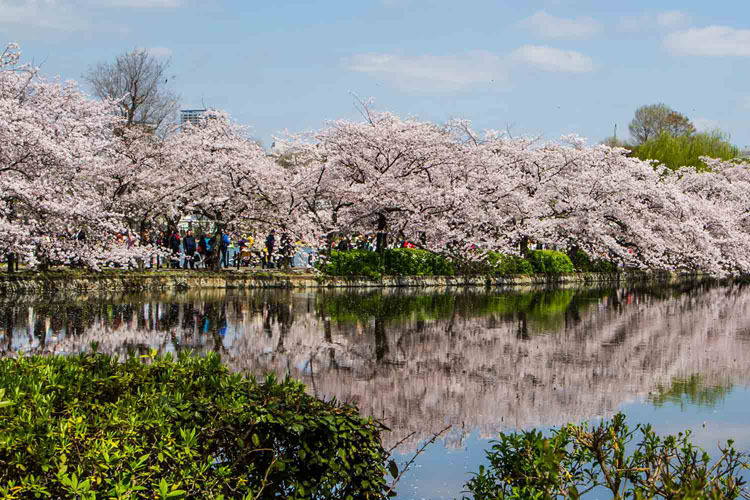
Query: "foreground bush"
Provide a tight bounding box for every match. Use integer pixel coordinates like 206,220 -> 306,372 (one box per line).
464,413 -> 750,500
0,352 -> 390,499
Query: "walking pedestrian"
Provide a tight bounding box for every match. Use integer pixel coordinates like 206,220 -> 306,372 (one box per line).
265,230 -> 275,268
168,230 -> 181,268
183,230 -> 197,269
220,231 -> 230,268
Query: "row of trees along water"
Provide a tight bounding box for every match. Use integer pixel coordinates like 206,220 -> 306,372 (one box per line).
3,43 -> 750,275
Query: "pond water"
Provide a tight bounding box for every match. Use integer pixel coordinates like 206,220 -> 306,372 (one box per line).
1,282 -> 749,499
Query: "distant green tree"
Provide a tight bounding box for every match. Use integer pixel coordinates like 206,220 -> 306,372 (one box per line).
631,130 -> 739,172
628,103 -> 696,145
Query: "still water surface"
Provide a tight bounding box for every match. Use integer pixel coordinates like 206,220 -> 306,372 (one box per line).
1,283 -> 749,499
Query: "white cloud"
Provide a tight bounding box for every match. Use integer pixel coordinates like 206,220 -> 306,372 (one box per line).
524,10 -> 601,39
511,45 -> 596,73
656,10 -> 689,28
146,46 -> 172,58
346,51 -> 510,92
665,26 -> 750,57
618,10 -> 690,33
0,0 -> 89,30
693,117 -> 720,132
347,44 -> 597,91
89,0 -> 182,6
0,0 -> 180,31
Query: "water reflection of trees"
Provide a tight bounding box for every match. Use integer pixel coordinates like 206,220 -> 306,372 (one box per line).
649,374 -> 734,409
1,283 -> 749,450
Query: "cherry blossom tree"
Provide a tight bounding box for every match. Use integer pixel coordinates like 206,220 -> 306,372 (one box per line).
670,159 -> 750,274
95,125 -> 184,238
0,43 -> 157,270
457,131 -> 750,275
286,101 -> 476,254
165,111 -> 295,269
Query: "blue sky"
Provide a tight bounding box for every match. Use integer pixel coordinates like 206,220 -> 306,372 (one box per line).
2,0 -> 749,149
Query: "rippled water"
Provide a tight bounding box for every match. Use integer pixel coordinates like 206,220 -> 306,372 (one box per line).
2,282 -> 749,498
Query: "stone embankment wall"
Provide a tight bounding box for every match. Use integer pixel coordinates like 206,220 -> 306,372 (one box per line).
0,269 -> 711,296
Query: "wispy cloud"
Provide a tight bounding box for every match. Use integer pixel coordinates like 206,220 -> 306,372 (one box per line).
0,0 -> 89,30
89,0 -> 182,6
656,10 -> 690,28
524,10 -> 601,40
0,0 -> 181,31
146,46 -> 172,58
618,10 -> 690,33
511,45 -> 596,73
692,117 -> 720,132
347,44 -> 596,92
346,51 -> 509,92
665,26 -> 750,56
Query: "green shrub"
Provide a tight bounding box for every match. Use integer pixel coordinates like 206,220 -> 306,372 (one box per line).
527,250 -> 574,274
384,248 -> 431,276
567,248 -> 617,273
384,248 -> 454,276
567,248 -> 592,271
590,259 -> 616,273
317,249 -> 384,279
464,413 -> 749,500
318,249 -> 454,277
422,251 -> 455,276
486,252 -> 534,276
0,352 -> 390,499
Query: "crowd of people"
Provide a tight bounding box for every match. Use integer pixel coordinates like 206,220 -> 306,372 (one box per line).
133,227 -> 309,270
101,228 -> 429,271
3,225 -> 428,272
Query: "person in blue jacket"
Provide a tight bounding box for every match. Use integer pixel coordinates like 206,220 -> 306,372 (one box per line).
220,232 -> 230,268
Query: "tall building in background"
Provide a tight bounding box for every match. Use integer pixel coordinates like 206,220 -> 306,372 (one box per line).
180,109 -> 206,127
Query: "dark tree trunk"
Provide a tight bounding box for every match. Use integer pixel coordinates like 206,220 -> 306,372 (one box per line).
37,252 -> 49,272
376,213 -> 387,258
209,224 -> 224,272
520,236 -> 530,257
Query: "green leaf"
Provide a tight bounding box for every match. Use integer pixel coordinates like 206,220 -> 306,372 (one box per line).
251,434 -> 260,447
388,459 -> 399,479
569,485 -> 580,500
